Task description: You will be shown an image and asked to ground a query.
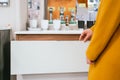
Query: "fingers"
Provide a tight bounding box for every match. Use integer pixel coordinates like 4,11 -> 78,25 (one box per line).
79,29 -> 92,42
86,58 -> 94,64
79,34 -> 84,41
83,34 -> 90,42
79,32 -> 90,42
79,31 -> 86,41
87,59 -> 92,64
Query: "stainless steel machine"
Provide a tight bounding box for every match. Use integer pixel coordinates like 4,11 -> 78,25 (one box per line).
0,29 -> 10,80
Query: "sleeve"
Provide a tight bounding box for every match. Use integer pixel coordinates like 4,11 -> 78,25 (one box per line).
86,0 -> 120,61
90,25 -> 95,31
89,0 -> 104,32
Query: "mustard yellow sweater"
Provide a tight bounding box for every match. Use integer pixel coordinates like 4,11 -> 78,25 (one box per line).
87,0 -> 120,61
86,0 -> 120,80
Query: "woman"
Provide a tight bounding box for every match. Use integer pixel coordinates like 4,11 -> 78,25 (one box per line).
79,0 -> 120,80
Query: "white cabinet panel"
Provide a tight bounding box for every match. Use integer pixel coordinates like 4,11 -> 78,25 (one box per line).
11,41 -> 89,75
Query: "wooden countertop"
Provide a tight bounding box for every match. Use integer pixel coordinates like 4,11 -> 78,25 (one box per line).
15,29 -> 83,41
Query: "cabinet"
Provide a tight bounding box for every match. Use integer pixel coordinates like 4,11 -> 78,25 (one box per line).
11,30 -> 89,75
0,29 -> 10,80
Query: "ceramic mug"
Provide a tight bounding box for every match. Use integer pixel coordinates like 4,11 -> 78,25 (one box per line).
53,20 -> 60,30
41,20 -> 48,30
29,19 -> 37,28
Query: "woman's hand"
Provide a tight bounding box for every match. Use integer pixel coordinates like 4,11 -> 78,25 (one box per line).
80,29 -> 94,64
79,29 -> 93,42
86,58 -> 94,64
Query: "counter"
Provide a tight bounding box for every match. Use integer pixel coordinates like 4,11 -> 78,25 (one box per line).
15,29 -> 83,34
0,27 -> 11,30
11,29 -> 89,80
15,29 -> 83,40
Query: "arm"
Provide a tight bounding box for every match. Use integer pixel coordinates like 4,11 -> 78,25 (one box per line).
86,0 -> 120,61
89,0 -> 104,32
90,25 -> 95,31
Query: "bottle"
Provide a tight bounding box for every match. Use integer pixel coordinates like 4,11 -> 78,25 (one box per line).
49,8 -> 53,23
70,9 -> 75,22
60,7 -> 64,21
65,16 -> 69,26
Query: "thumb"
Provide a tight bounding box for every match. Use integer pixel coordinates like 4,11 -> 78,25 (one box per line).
79,31 -> 86,40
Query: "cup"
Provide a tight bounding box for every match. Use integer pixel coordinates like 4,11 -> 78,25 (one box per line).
87,21 -> 94,28
29,19 -> 37,28
53,20 -> 60,30
78,20 -> 85,29
41,20 -> 48,30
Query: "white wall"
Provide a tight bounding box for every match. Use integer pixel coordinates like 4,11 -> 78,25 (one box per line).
0,0 -> 16,29
0,0 -> 27,31
15,0 -> 27,31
